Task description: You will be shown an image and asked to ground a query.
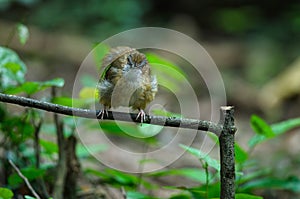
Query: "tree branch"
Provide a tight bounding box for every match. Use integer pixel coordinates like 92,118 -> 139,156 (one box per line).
1,93 -> 237,198
0,93 -> 222,135
9,160 -> 41,199
219,106 -> 236,199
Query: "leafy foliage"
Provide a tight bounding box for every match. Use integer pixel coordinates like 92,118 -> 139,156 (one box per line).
4,78 -> 64,95
0,43 -> 71,198
1,37 -> 300,198
180,144 -> 220,172
0,187 -> 14,199
0,47 -> 27,91
235,115 -> 300,196
149,168 -> 208,184
249,115 -> 300,148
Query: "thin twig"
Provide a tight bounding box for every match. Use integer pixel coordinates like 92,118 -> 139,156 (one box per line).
121,186 -> 126,199
33,119 -> 43,168
32,117 -> 50,198
0,93 -> 223,135
9,160 -> 41,199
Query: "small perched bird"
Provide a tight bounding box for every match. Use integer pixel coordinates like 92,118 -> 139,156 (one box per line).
97,46 -> 158,122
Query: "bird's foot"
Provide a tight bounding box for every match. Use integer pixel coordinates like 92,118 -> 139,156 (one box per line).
136,109 -> 146,123
97,109 -> 108,119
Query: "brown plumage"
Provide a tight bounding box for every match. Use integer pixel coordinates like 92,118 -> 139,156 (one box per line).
97,46 -> 157,122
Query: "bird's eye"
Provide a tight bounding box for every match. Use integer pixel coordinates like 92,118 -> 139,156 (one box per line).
127,55 -> 134,66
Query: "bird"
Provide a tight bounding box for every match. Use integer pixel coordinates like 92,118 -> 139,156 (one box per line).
97,46 -> 158,123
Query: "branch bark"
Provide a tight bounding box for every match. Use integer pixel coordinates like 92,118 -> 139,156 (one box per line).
219,106 -> 236,199
0,93 -> 222,135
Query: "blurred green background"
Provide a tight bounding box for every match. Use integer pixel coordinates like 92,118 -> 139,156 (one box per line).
1,0 -> 300,198
1,0 -> 300,117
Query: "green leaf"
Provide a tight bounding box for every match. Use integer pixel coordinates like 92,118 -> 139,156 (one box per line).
235,143 -> 248,163
0,47 -> 27,90
107,170 -> 138,185
127,191 -> 158,199
271,117 -> 300,135
240,176 -> 300,193
149,168 -> 208,183
136,123 -> 163,138
151,109 -> 182,118
248,135 -> 265,148
40,139 -> 58,155
146,53 -> 186,77
42,78 -> 64,87
2,85 -> 23,94
248,115 -> 275,148
76,143 -> 107,158
237,168 -> 271,185
4,62 -> 22,73
8,167 -> 45,187
181,183 -> 220,198
52,96 -> 74,107
99,121 -> 137,135
85,168 -> 154,189
235,193 -> 263,199
93,43 -> 109,69
85,168 -> 138,186
146,53 -> 186,92
4,78 -> 64,95
1,117 -> 34,143
21,81 -> 40,95
97,121 -> 158,144
17,23 -> 29,45
180,144 -> 220,171
0,187 -> 14,199
52,96 -> 87,108
250,115 -> 274,137
249,116 -> 300,148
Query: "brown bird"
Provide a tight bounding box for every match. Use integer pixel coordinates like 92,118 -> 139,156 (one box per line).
97,46 -> 157,122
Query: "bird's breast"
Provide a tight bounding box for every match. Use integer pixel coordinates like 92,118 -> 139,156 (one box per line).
122,68 -> 142,81
110,68 -> 144,107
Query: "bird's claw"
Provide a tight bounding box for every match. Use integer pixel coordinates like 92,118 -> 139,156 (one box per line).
136,109 -> 146,123
97,109 -> 108,119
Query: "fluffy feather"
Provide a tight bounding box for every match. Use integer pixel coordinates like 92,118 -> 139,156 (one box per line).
98,47 -> 157,121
